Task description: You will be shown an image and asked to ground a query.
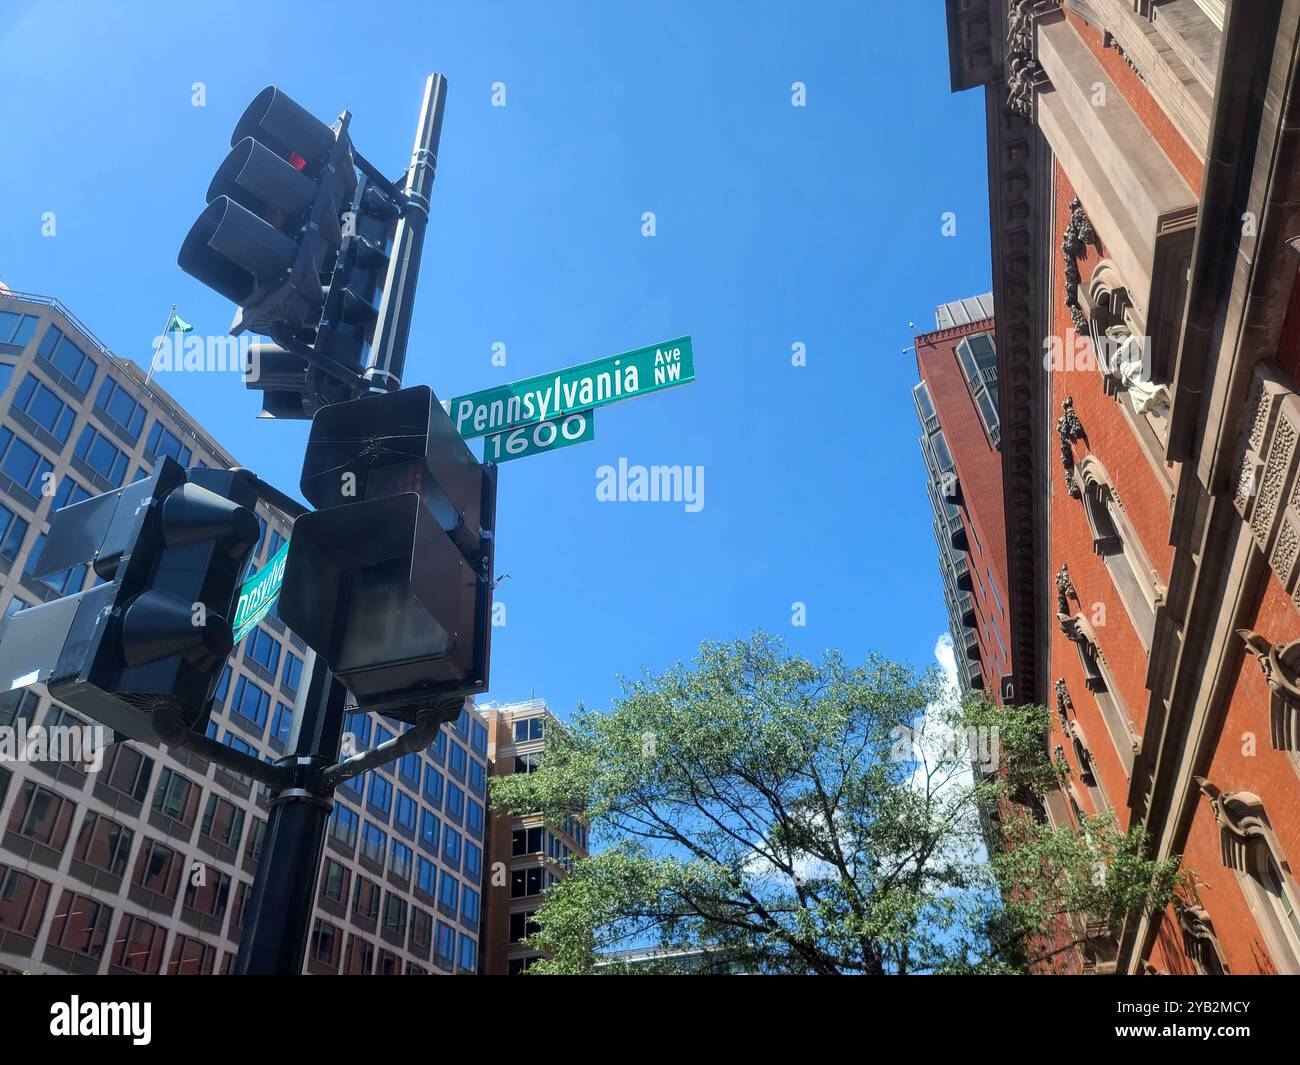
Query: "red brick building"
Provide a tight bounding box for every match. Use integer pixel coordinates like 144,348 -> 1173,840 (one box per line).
945,0 -> 1300,973
914,294 -> 1014,700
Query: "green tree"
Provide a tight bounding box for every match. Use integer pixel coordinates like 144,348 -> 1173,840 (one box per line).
493,632 -> 1184,974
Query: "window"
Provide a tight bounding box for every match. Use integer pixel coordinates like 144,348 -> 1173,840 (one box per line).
368,773 -> 393,815
183,867 -> 232,921
1060,613 -> 1138,776
471,719 -> 487,755
511,866 -> 544,899
134,839 -> 183,900
399,751 -> 421,785
112,914 -> 165,974
514,717 -> 545,742
0,501 -> 29,560
230,676 -> 271,729
330,804 -> 359,849
74,426 -> 128,485
12,377 -> 77,443
419,810 -> 440,850
343,936 -> 374,975
466,799 -> 484,836
321,859 -> 349,903
513,826 -> 544,855
509,910 -> 539,944
394,791 -> 418,833
167,935 -> 216,975
0,866 -> 51,937
457,932 -> 477,971
47,889 -> 111,959
438,870 -> 459,909
361,821 -> 388,866
95,377 -> 146,438
468,759 -> 486,797
1205,785 -> 1300,974
74,811 -> 135,876
410,907 -> 433,951
464,841 -> 482,879
0,310 -> 39,347
390,840 -> 413,882
1077,458 -> 1161,648
36,326 -> 97,392
445,782 -> 464,822
461,885 -> 480,924
244,818 -> 267,864
0,363 -> 11,397
8,780 -> 75,849
352,875 -> 381,921
435,921 -> 455,965
245,628 -> 281,675
0,429 -> 54,498
145,421 -> 193,467
448,742 -> 467,778
442,825 -> 462,868
310,919 -> 341,967
428,730 -> 446,763
514,752 -> 541,774
271,701 -> 294,744
200,794 -> 246,850
343,711 -> 371,749
103,744 -> 154,803
423,765 -> 444,807
153,767 -> 199,825
282,651 -> 303,691
383,893 -> 408,938
416,857 -> 438,897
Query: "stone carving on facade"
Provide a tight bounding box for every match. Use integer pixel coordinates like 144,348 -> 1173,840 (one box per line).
1055,676 -> 1073,732
1006,0 -> 1060,116
1237,629 -> 1300,754
1062,197 -> 1098,332
1057,395 -> 1084,498
1231,361 -> 1300,614
1055,562 -> 1077,618
1176,901 -> 1229,975
1195,778 -> 1274,874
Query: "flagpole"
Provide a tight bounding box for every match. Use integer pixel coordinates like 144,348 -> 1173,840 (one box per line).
144,303 -> 176,392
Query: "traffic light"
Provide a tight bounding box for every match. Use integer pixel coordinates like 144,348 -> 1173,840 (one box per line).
178,85 -> 405,420
278,385 -> 496,721
0,461 -> 261,744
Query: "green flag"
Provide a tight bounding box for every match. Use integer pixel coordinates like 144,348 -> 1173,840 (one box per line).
165,311 -> 193,334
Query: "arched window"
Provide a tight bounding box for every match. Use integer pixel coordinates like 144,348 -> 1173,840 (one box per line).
1077,457 -> 1164,647
1199,781 -> 1300,974
1059,613 -> 1140,775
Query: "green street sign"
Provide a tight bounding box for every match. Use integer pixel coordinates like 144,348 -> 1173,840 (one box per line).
484,409 -> 595,464
447,336 -> 694,439
231,542 -> 289,644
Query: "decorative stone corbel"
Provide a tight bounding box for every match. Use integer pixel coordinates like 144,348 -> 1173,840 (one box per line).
1062,197 -> 1098,332
1175,901 -> 1229,975
1057,396 -> 1084,498
1237,629 -> 1300,753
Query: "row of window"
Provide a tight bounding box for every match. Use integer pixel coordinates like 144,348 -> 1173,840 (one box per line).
0,867 -> 232,974
309,914 -> 476,973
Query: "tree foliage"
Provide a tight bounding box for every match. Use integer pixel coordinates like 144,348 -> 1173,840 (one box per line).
492,632 -> 1185,974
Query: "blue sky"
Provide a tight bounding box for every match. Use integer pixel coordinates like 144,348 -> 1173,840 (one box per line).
0,1 -> 992,717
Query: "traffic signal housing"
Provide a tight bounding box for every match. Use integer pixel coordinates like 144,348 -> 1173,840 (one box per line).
279,385 -> 496,721
0,461 -> 261,744
178,85 -> 404,420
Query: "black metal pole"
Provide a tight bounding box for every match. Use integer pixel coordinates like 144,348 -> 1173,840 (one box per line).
233,74 -> 447,974
232,653 -> 347,974
366,72 -> 447,392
